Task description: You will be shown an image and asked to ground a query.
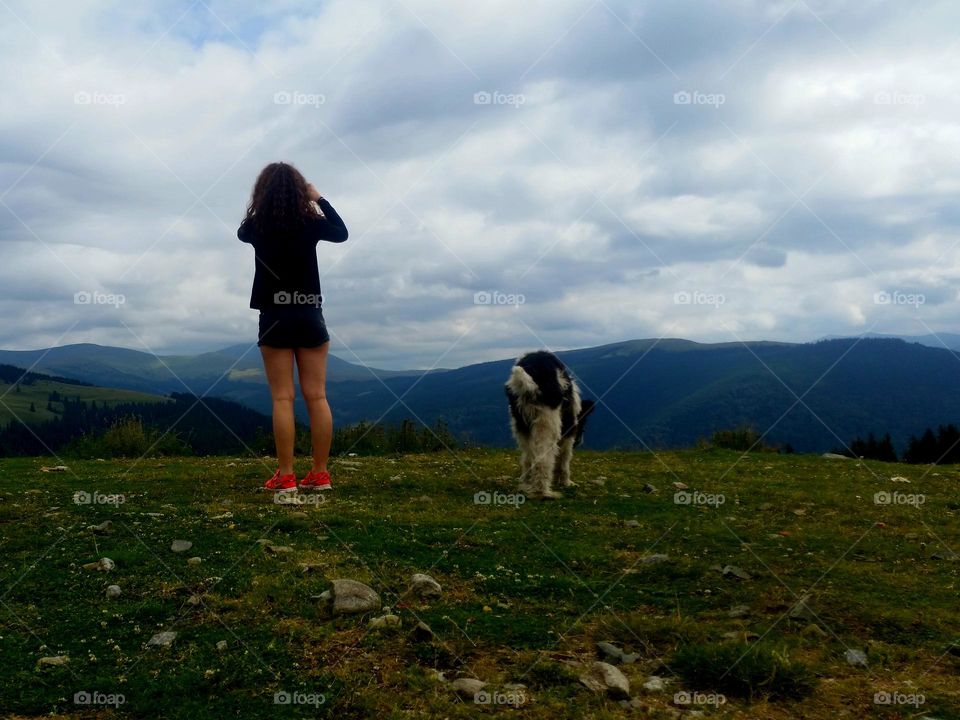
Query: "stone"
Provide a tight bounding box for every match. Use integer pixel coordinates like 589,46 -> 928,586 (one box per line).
728,605 -> 750,618
672,482 -> 688,490
596,641 -> 638,665
329,579 -> 380,615
37,655 -> 69,667
147,631 -> 177,649
450,678 -> 486,699
409,573 -> 442,599
579,661 -> 630,699
216,640 -> 228,652
170,540 -> 193,553
643,675 -> 666,692
369,614 -> 401,631
845,648 -> 868,668
266,545 -> 294,554
624,519 -> 640,527
411,621 -> 435,642
83,557 -> 115,572
821,453 -> 850,460
642,484 -> 657,493
105,585 -> 122,599
641,554 -> 669,565
89,520 -> 113,535
721,565 -> 751,581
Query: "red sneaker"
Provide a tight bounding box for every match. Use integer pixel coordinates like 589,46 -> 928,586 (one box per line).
300,470 -> 332,491
264,469 -> 297,491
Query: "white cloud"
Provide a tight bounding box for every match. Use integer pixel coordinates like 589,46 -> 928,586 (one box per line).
0,0 -> 958,368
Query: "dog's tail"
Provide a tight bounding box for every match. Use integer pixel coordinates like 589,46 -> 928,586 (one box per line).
506,364 -> 540,399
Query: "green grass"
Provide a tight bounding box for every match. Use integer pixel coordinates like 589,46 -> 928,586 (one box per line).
0,449 -> 958,718
0,379 -> 170,426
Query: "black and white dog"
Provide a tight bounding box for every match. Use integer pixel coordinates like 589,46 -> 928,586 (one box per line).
505,351 -> 596,500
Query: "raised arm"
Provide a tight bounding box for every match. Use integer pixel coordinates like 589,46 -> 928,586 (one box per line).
311,197 -> 349,243
237,218 -> 253,244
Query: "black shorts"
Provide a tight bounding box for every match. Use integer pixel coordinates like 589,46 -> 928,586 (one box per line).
257,306 -> 330,348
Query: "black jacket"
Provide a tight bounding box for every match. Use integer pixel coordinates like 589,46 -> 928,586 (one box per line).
239,198 -> 348,310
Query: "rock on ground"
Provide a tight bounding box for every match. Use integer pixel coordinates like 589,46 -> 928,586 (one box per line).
170,540 -> 193,553
579,661 -> 630,699
409,573 -> 442,599
596,641 -> 639,665
449,678 -> 485,699
845,648 -> 868,668
37,655 -> 69,668
105,585 -> 122,599
369,614 -> 401,630
147,631 -> 178,648
328,579 -> 381,615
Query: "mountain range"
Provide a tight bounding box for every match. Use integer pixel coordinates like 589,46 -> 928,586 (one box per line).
3,334 -> 960,453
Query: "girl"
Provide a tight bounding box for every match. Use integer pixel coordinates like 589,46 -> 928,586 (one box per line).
238,162 -> 348,491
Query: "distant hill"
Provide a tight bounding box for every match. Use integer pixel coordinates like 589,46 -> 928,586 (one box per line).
4,336 -> 960,453
0,363 -> 170,428
821,331 -> 960,351
0,343 -> 426,420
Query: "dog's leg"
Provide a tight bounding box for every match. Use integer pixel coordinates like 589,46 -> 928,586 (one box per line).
555,437 -> 575,488
529,420 -> 562,499
517,435 -> 534,494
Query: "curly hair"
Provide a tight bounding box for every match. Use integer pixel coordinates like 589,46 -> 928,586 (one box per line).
244,162 -> 315,235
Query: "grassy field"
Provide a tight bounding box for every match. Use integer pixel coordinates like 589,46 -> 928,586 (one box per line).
0,380 -> 170,426
0,448 -> 957,718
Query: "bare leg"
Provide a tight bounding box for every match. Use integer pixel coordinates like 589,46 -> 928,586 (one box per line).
260,346 -> 296,475
295,343 -> 331,473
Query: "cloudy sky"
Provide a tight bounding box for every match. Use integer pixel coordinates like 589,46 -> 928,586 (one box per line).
0,0 -> 957,369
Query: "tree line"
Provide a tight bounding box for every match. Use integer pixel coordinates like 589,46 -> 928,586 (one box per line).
836,424 -> 960,464
0,391 -> 461,458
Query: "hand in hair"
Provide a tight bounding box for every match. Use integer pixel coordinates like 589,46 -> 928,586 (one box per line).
306,183 -> 322,202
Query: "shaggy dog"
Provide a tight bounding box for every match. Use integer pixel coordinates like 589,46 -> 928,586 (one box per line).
505,351 -> 596,499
